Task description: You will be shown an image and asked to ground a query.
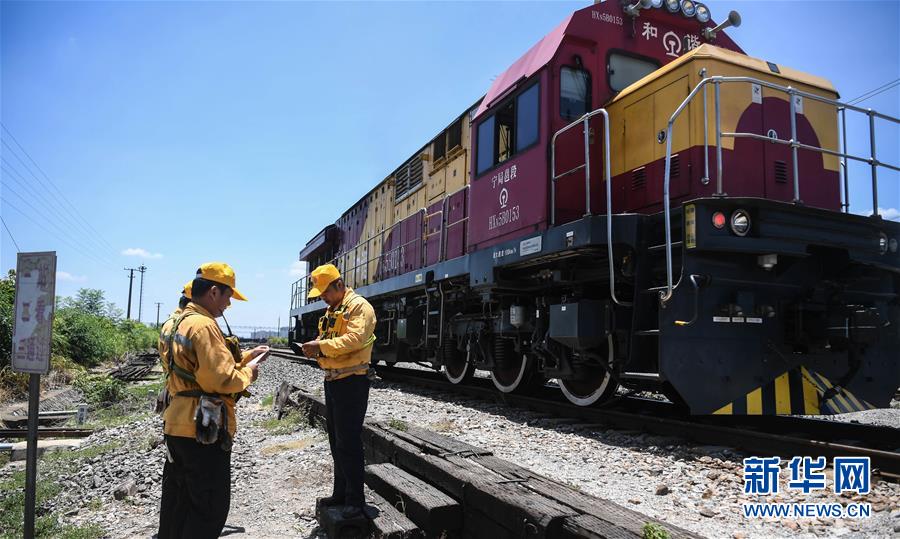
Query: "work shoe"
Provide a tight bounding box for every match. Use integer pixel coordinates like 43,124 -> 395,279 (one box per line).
318,495 -> 345,507
341,505 -> 364,519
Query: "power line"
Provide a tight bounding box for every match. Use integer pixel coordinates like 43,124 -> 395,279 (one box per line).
1,216 -> 21,252
847,78 -> 900,106
1,163 -> 116,265
0,124 -> 118,253
0,158 -> 106,254
1,180 -> 116,266
0,142 -> 114,259
1,199 -> 111,267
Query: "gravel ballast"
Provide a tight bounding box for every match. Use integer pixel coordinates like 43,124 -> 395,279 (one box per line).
2,356 -> 897,538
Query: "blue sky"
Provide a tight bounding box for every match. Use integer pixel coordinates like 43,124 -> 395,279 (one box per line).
2,1 -> 898,334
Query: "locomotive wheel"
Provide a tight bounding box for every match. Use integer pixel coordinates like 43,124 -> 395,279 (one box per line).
443,342 -> 474,384
558,335 -> 618,406
491,354 -> 544,394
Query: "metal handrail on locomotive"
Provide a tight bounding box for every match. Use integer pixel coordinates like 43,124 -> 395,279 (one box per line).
289,1 -> 900,415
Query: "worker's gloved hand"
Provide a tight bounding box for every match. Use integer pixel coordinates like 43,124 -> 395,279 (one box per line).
194,396 -> 225,445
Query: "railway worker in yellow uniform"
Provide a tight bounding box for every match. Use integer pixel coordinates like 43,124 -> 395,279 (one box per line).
301,263 -> 377,520
157,281 -> 193,376
157,263 -> 269,539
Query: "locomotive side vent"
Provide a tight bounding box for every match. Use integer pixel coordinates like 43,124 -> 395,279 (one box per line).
631,167 -> 646,190
775,160 -> 788,183
394,156 -> 425,201
671,154 -> 680,178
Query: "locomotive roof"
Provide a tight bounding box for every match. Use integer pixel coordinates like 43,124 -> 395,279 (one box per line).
474,14 -> 570,119
607,43 -> 838,104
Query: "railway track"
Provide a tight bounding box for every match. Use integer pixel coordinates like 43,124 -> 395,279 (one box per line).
267,349 -> 900,481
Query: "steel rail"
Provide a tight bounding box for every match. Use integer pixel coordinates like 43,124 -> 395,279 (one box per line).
268,350 -> 900,481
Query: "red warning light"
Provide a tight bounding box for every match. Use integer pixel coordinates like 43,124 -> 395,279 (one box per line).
712,212 -> 726,229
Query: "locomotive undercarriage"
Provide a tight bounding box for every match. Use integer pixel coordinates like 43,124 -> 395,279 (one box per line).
291,200 -> 899,414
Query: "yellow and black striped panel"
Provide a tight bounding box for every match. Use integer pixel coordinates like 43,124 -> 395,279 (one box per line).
712,366 -> 875,415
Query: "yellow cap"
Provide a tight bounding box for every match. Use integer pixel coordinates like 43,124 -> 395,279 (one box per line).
307,264 -> 341,299
196,262 -> 247,301
182,280 -> 193,300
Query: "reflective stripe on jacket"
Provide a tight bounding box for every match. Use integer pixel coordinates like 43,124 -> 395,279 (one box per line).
162,302 -> 255,439
157,308 -> 182,375
316,288 -> 376,381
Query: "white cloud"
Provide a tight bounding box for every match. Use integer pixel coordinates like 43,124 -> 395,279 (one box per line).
121,247 -> 163,259
57,271 -> 87,283
289,260 -> 306,277
863,208 -> 900,221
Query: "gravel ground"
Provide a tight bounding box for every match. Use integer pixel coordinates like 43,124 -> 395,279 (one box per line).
3,357 -> 898,538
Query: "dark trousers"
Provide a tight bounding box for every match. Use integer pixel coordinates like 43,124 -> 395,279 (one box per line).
324,374 -> 370,507
158,434 -> 232,539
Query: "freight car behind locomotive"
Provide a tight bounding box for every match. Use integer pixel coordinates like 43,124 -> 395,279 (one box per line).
289,1 -> 900,415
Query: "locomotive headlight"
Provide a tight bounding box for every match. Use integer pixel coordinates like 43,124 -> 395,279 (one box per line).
681,0 -> 697,18
730,209 -> 751,236
665,0 -> 680,13
878,232 -> 888,254
695,3 -> 710,23
650,0 -> 664,7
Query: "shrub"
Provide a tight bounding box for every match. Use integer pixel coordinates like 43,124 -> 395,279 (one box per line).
53,308 -> 120,367
117,319 -> 158,352
0,270 -> 14,369
74,374 -> 125,406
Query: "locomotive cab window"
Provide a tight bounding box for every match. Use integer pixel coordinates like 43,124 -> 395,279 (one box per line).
476,116 -> 495,175
608,52 -> 658,93
516,84 -> 539,151
560,66 -> 590,120
476,82 -> 540,176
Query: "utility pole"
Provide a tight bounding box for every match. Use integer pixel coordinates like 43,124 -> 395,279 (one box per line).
123,268 -> 137,320
137,265 -> 147,323
155,302 -> 162,329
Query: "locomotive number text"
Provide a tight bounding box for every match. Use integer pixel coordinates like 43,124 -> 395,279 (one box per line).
488,205 -> 520,231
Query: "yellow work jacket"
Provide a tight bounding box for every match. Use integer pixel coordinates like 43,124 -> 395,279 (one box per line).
162,302 -> 255,439
316,288 -> 376,381
157,308 -> 182,375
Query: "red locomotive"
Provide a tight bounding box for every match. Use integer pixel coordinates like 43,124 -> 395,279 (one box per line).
290,1 -> 900,415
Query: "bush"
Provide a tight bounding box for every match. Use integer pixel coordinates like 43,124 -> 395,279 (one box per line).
74,374 -> 125,406
0,283 -> 157,403
267,336 -> 287,346
53,309 -> 120,366
117,319 -> 159,352
0,271 -> 14,369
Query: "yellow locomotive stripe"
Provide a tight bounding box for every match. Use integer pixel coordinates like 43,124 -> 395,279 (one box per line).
843,390 -> 865,411
713,403 -> 732,415
774,372 -> 791,415
710,366 -> 874,415
746,387 -> 763,415
800,367 -> 820,414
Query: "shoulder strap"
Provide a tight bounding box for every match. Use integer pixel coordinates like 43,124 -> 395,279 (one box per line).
166,312 -> 200,383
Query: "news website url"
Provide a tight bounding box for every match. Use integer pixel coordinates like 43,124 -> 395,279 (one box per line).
743,503 -> 871,519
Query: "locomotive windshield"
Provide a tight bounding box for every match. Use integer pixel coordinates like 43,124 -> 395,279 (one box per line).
560,66 -> 591,120
607,52 -> 658,92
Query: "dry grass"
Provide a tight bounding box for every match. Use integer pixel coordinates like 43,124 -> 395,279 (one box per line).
260,436 -> 315,456
429,419 -> 456,432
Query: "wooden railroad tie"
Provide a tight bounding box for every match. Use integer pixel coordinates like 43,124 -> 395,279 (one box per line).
285,386 -> 700,538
